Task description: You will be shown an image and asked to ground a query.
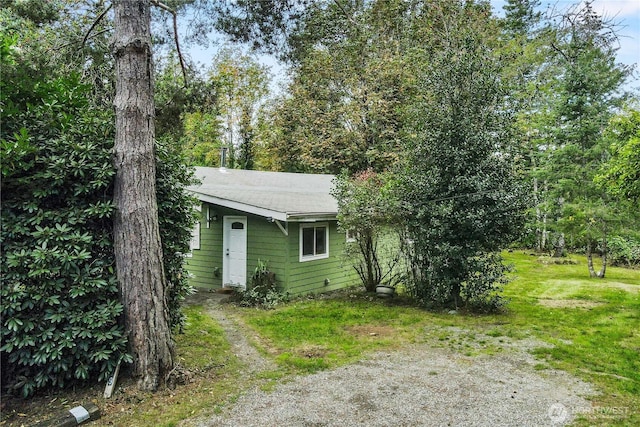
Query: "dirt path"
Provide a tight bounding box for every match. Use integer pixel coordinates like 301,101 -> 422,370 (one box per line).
184,290 -> 277,376
205,305 -> 278,376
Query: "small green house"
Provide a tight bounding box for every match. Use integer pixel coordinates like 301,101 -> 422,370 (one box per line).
185,167 -> 357,295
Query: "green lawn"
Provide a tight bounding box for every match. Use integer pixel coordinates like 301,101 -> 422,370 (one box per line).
236,251 -> 640,426
500,251 -> 640,426
82,252 -> 638,426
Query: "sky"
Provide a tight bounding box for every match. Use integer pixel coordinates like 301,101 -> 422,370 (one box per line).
492,0 -> 640,70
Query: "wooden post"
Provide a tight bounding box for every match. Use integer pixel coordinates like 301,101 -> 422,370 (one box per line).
103,360 -> 122,398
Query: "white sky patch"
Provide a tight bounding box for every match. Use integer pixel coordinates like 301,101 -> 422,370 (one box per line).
592,0 -> 640,16
492,0 -> 639,72
558,1 -> 640,71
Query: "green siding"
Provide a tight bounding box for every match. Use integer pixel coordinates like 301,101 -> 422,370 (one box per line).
185,204 -> 223,289
186,203 -> 358,295
285,222 -> 357,295
186,204 -> 290,290
245,214 -> 289,291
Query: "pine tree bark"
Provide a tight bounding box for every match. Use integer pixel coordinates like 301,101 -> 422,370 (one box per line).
111,0 -> 174,391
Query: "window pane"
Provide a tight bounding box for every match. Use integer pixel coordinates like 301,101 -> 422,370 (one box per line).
190,221 -> 200,250
315,227 -> 326,254
302,227 -> 315,256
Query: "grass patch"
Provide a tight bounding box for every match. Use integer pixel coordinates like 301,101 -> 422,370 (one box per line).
236,294 -> 429,374
91,306 -> 244,427
502,251 -> 640,426
235,251 -> 640,426
177,306 -> 233,369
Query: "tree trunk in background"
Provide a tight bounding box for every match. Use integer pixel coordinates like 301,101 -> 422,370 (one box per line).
533,175 -> 542,252
599,236 -> 607,278
586,240 -> 597,278
553,232 -> 565,258
586,239 -> 607,278
112,0 -> 174,391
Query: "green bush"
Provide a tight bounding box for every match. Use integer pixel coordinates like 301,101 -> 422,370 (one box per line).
405,251 -> 509,312
235,260 -> 289,309
1,33 -> 195,396
156,138 -> 199,330
0,70 -> 128,396
605,236 -> 640,268
459,254 -> 510,313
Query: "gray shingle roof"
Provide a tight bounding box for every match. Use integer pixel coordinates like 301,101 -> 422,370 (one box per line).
188,167 -> 338,221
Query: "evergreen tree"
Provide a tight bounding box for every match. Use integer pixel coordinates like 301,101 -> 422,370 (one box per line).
399,0 -> 527,311
540,2 -> 632,275
502,0 -> 541,36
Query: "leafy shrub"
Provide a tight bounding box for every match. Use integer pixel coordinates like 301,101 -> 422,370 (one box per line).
459,254 -> 510,313
605,236 -> 640,268
1,34 -> 195,396
405,251 -> 509,313
397,3 -> 527,312
156,137 -> 198,330
235,260 -> 289,309
0,70 -> 129,396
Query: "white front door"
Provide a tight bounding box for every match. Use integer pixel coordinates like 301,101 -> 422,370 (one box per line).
223,216 -> 247,289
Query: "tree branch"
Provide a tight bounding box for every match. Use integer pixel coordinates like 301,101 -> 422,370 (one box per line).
82,4 -> 112,48
332,0 -> 360,33
550,41 -> 571,63
151,0 -> 188,86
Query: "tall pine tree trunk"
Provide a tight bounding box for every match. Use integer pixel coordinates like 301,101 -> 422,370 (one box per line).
112,0 -> 174,391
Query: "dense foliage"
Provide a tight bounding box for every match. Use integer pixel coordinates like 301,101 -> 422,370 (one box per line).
596,107 -> 640,202
0,56 -> 127,395
333,171 -> 403,292
509,1 -> 634,277
606,236 -> 640,269
156,139 -> 199,331
1,26 -> 195,396
397,1 -> 527,311
265,0 -> 407,174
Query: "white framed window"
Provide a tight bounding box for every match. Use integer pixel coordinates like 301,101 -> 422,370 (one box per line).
299,223 -> 329,262
189,221 -> 201,251
189,203 -> 202,251
346,229 -> 357,243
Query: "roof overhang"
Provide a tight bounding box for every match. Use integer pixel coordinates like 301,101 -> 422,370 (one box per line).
287,213 -> 338,222
191,191 -> 337,222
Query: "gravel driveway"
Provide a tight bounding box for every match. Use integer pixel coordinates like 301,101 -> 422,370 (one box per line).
185,291 -> 594,427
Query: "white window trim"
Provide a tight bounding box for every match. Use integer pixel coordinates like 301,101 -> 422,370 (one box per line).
345,229 -> 357,243
189,220 -> 201,251
299,222 -> 329,262
189,203 -> 202,251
